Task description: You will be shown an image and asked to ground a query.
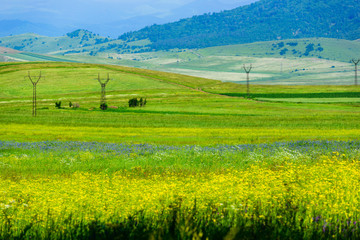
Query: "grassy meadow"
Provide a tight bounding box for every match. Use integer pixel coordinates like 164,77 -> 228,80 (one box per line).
3,38 -> 360,85
1,62 -> 360,239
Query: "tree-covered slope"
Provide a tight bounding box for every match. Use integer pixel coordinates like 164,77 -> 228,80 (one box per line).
118,0 -> 360,50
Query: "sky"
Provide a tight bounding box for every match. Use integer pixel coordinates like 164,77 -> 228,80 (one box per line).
0,0 -> 255,25
0,0 -> 257,36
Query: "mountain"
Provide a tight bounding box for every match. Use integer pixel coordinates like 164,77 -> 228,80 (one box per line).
84,16 -> 168,38
118,0 -> 360,50
0,0 -> 258,38
0,20 -> 67,37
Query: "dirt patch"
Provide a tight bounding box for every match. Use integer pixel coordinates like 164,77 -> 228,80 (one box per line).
0,47 -> 21,54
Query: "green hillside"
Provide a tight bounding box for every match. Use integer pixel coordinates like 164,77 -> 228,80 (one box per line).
1,38 -> 358,85
198,38 -> 360,62
0,62 -> 360,145
71,38 -> 357,85
1,37 -> 359,85
1,0 -> 359,56
118,0 -> 360,50
0,30 -> 112,54
0,30 -> 150,55
1,62 -> 360,240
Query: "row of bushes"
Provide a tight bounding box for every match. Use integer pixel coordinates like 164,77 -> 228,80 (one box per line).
128,97 -> 147,108
55,98 -> 147,110
55,101 -> 80,109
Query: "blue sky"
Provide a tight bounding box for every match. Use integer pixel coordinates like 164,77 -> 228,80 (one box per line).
1,0 -> 255,24
0,0 -> 257,36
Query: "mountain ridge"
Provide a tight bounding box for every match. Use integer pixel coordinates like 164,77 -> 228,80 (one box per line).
118,0 -> 360,50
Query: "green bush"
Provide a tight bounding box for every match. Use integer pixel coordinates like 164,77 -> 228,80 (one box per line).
129,98 -> 147,108
100,103 -> 108,110
55,101 -> 62,109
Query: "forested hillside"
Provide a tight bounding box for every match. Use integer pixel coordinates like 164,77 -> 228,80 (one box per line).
119,0 -> 360,50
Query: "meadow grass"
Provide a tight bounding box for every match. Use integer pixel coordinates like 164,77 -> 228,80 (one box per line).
1,62 -> 360,145
1,62 -> 360,239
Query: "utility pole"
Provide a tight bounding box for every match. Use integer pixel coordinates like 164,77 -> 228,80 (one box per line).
352,59 -> 360,86
25,71 -> 42,117
98,73 -> 110,110
243,64 -> 252,97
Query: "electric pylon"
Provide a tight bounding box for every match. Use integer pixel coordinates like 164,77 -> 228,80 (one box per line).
98,73 -> 110,110
243,64 -> 252,97
352,59 -> 360,86
25,71 -> 42,117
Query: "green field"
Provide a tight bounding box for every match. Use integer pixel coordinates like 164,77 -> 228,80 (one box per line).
1,62 -> 360,144
2,37 -> 360,85
1,62 -> 360,239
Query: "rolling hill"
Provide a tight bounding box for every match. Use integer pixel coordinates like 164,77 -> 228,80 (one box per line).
0,30 -> 113,54
1,0 -> 359,56
1,37 -> 359,85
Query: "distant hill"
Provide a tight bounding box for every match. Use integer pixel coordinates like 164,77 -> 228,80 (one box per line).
0,46 -> 20,54
198,38 -> 360,62
0,30 -> 112,54
0,20 -> 65,37
2,0 -> 359,56
118,0 -> 360,50
0,29 -> 152,56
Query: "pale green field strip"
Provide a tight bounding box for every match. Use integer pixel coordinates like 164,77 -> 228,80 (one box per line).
1,123 -> 360,145
256,98 -> 360,103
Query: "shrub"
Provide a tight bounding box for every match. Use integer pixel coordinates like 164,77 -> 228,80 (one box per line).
100,103 -> 108,110
128,98 -> 138,107
55,101 -> 62,109
129,98 -> 147,108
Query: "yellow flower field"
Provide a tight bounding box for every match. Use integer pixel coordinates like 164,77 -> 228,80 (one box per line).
1,153 -> 360,239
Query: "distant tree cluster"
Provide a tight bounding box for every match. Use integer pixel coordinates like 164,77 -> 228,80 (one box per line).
128,98 -> 147,107
268,40 -> 325,58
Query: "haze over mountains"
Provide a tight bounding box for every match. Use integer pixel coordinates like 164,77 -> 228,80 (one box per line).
0,0 -> 359,66
0,0 -> 256,38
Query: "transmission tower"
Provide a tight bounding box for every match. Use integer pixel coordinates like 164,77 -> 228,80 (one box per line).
243,64 -> 252,97
25,71 -> 42,117
98,73 -> 110,110
352,59 -> 360,86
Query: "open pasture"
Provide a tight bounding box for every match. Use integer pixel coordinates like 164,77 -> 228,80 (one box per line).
1,62 -> 360,144
2,140 -> 360,239
1,62 -> 360,239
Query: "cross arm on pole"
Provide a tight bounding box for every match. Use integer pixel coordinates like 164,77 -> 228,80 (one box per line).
352,59 -> 360,65
98,73 -> 110,85
27,71 -> 42,85
243,64 -> 252,73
